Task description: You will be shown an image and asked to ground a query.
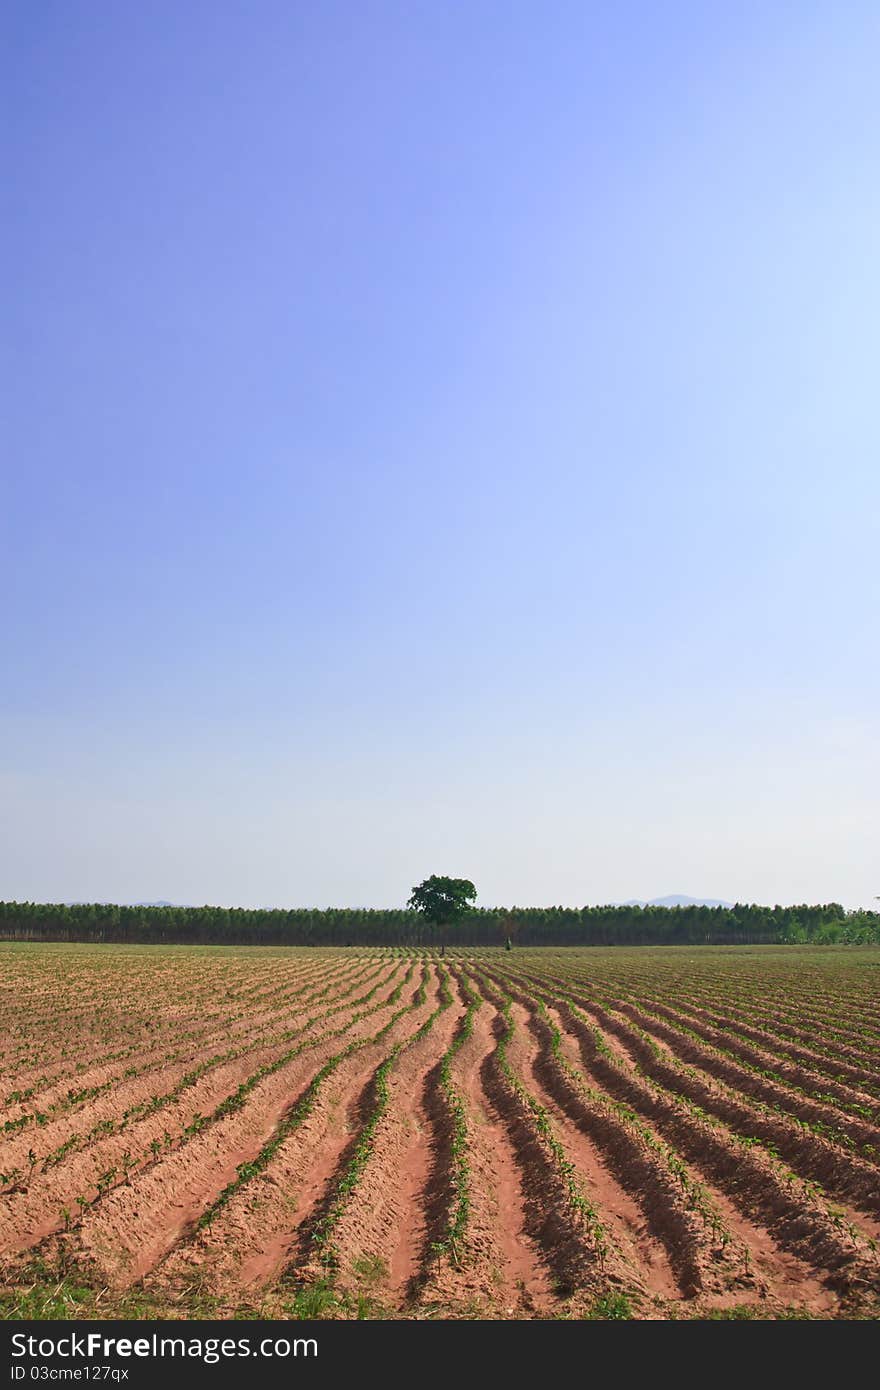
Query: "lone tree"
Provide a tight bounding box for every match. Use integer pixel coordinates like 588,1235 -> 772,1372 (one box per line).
407,875 -> 477,951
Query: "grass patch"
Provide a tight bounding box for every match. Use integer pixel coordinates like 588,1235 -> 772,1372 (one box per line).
585,1292 -> 634,1320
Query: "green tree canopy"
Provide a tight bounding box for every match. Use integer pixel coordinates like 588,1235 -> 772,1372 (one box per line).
407,875 -> 477,935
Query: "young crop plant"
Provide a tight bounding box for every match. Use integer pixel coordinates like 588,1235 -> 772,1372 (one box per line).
619,1002 -> 880,1181
23,961 -> 418,1248
34,960 -> 402,1176
487,965 -> 731,1244
431,970 -> 481,1265
308,966 -> 453,1277
194,963 -> 431,1233
5,943 -> 880,1320
467,967 -> 612,1270
536,976 -> 880,1265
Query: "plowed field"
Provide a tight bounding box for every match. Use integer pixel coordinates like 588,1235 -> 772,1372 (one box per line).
2,943 -> 879,1320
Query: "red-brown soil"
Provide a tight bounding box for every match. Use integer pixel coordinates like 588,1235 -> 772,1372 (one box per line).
2,943 -> 878,1320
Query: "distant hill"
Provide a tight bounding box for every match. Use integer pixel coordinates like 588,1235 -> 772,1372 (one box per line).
620,894 -> 735,909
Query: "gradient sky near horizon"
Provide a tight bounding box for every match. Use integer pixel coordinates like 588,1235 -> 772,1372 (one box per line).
3,2 -> 878,910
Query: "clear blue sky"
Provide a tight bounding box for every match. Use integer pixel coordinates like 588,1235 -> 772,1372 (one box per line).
3,2 -> 878,909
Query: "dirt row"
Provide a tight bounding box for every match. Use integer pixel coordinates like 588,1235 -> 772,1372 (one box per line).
0,957 -> 381,1151
3,947 -> 878,1320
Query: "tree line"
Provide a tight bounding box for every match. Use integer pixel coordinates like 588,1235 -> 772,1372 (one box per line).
0,900 -> 877,946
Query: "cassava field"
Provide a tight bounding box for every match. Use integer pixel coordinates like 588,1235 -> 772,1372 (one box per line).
2,943 -> 879,1321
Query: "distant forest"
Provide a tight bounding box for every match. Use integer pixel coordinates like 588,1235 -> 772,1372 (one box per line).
1,900 -> 878,946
